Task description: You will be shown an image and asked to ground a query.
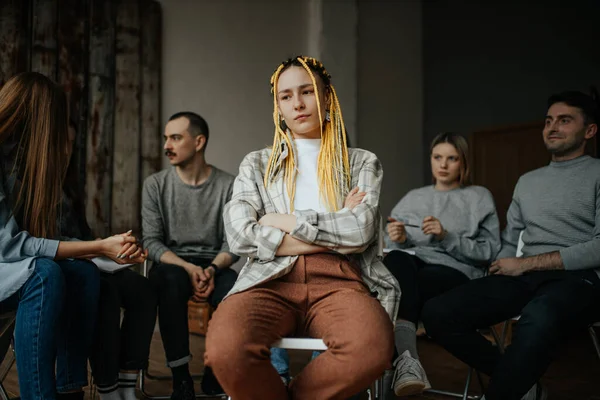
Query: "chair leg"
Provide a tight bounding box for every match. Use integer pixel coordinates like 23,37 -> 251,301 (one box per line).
369,375 -> 384,400
0,382 -> 10,400
139,369 -> 171,400
490,325 -> 506,354
426,367 -> 482,400
0,346 -> 15,382
589,326 -> 600,362
475,369 -> 486,395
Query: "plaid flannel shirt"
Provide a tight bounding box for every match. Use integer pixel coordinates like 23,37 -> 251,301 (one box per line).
223,145 -> 400,320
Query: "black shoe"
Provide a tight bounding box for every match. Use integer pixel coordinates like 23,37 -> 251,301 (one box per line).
201,366 -> 225,395
171,380 -> 195,400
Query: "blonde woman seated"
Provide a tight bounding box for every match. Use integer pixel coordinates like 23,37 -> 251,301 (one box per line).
384,132 -> 501,397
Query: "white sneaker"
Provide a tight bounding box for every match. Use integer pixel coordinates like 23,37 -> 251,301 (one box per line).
521,383 -> 548,400
392,350 -> 429,397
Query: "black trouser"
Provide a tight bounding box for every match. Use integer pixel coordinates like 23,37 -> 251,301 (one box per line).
90,269 -> 157,386
422,269 -> 600,400
383,250 -> 470,325
149,257 -> 237,367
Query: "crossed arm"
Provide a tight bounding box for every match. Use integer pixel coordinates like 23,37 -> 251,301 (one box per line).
260,187 -> 366,256
224,152 -> 383,261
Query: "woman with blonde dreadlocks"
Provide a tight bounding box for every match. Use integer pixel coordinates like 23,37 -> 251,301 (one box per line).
204,56 -> 399,399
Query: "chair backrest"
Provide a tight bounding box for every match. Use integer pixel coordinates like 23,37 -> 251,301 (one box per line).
516,231 -> 525,257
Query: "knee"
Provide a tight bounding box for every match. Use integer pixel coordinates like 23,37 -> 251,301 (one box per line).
217,269 -> 238,289
383,251 -> 417,284
337,311 -> 394,374
357,321 -> 394,371
98,278 -> 120,309
130,274 -> 158,310
383,250 -> 415,270
516,305 -> 562,347
205,326 -> 242,368
32,258 -> 65,300
205,311 -> 260,371
421,296 -> 451,338
73,260 -> 101,294
151,265 -> 189,297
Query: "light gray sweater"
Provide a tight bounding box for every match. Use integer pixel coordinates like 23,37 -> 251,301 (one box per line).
497,155 -> 600,277
0,173 -> 59,302
385,185 -> 501,279
142,166 -> 239,264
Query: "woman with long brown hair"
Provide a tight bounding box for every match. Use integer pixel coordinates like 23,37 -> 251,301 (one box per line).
0,72 -> 147,400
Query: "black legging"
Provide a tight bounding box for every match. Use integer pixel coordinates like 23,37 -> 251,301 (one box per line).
90,269 -> 157,386
149,257 -> 237,366
383,250 -> 470,324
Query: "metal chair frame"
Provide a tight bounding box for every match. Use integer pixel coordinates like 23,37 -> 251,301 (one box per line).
0,312 -> 16,400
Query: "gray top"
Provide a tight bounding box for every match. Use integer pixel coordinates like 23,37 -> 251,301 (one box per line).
385,185 -> 501,279
142,166 -> 239,263
497,155 -> 600,278
0,173 -> 59,302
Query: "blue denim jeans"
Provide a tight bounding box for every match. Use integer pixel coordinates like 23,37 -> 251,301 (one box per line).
270,348 -> 321,376
0,258 -> 100,399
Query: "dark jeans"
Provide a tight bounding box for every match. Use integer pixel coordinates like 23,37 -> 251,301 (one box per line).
383,250 -> 470,325
149,257 -> 237,367
90,269 -> 157,386
422,269 -> 600,400
0,258 -> 100,399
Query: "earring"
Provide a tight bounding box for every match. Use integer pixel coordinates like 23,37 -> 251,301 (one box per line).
279,115 -> 288,131
325,110 -> 331,122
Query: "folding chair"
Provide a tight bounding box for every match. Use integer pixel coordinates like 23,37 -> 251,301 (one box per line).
589,321 -> 600,362
225,337 -> 385,400
0,312 -> 16,400
138,260 -> 221,399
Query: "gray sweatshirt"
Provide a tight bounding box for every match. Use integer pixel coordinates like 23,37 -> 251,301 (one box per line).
385,185 -> 501,279
142,166 -> 239,264
497,155 -> 600,278
0,173 -> 59,302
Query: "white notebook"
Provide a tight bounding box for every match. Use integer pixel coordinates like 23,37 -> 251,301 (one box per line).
383,248 -> 416,255
91,257 -> 134,274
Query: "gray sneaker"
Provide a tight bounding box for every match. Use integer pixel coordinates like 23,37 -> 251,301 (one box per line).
521,383 -> 548,400
392,350 -> 429,397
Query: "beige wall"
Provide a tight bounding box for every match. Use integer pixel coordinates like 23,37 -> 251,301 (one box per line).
357,0 -> 423,217
158,0 -> 309,174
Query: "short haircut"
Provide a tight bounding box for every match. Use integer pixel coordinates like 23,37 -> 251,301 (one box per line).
547,89 -> 600,125
168,111 -> 210,143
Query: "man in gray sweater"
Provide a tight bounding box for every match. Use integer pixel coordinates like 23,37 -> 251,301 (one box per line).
142,112 -> 239,400
422,91 -> 600,400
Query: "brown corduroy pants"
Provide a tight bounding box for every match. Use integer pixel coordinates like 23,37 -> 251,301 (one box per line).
204,253 -> 394,400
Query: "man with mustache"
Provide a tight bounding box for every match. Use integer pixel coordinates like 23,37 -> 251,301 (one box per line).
422,90 -> 600,400
142,111 -> 238,399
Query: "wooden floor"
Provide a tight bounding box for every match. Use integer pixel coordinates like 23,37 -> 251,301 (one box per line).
1,327 -> 599,399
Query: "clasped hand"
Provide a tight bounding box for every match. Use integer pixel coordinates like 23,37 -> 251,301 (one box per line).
102,231 -> 148,264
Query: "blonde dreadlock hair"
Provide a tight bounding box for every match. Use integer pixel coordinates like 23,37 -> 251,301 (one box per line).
265,56 -> 351,212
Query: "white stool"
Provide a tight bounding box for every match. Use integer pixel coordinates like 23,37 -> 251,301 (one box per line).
227,337 -> 385,400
